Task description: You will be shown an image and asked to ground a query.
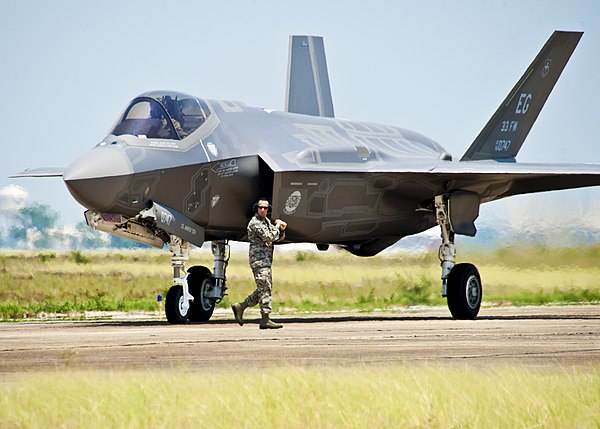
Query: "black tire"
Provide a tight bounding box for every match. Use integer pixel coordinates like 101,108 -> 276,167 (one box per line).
165,285 -> 189,324
446,263 -> 482,320
187,266 -> 216,322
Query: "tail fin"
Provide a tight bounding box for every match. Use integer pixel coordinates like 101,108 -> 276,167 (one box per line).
460,31 -> 582,161
285,35 -> 335,118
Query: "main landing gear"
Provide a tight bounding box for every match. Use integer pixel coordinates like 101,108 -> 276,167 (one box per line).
435,195 -> 482,319
164,237 -> 229,324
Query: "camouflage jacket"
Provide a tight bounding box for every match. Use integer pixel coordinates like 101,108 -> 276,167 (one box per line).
248,214 -> 280,270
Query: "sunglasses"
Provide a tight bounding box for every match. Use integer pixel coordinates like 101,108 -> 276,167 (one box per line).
257,206 -> 269,210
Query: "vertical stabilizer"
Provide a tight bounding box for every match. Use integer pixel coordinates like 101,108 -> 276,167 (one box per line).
461,31 -> 582,161
285,35 -> 335,117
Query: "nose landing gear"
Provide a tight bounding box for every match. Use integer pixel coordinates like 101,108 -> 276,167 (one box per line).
165,237 -> 229,324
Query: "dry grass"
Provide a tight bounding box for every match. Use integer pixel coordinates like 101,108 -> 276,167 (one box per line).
0,365 -> 598,428
1,246 -> 599,319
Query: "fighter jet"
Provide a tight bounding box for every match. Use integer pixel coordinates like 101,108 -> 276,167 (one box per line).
14,31 -> 600,322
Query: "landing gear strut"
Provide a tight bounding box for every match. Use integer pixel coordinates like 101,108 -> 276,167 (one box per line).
435,195 -> 482,319
165,237 -> 229,324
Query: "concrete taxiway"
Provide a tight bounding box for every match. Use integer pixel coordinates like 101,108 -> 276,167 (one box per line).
0,305 -> 598,372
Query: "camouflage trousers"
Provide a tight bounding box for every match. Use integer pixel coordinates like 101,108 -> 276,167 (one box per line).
243,267 -> 272,315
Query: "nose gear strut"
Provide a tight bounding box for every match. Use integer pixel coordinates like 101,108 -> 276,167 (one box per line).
165,236 -> 229,324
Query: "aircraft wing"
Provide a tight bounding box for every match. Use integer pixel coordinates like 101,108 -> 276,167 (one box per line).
10,167 -> 65,178
263,151 -> 600,205
427,161 -> 600,203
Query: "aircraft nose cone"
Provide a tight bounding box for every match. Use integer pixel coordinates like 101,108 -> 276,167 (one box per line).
63,147 -> 132,211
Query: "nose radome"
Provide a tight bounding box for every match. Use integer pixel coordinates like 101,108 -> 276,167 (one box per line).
63,146 -> 132,181
63,147 -> 133,211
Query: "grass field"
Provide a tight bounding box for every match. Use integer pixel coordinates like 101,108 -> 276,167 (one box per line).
0,365 -> 598,428
2,248 -> 599,428
1,245 -> 600,319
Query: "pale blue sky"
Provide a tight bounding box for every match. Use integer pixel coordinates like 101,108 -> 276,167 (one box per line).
2,0 -> 600,227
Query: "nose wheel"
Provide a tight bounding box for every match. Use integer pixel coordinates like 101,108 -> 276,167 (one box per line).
164,237 -> 228,324
187,266 -> 216,322
165,285 -> 189,324
166,267 -> 217,323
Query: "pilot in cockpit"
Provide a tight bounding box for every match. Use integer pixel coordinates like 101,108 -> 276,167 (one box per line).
148,103 -> 173,139
110,91 -> 210,140
162,96 -> 184,138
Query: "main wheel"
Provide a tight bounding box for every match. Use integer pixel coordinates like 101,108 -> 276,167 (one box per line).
165,285 -> 189,324
187,266 -> 216,322
446,263 -> 482,320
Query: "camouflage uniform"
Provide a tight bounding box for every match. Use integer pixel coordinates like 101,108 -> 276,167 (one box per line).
242,213 -> 281,315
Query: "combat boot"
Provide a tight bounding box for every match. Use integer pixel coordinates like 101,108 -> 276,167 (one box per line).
231,301 -> 248,326
259,313 -> 283,329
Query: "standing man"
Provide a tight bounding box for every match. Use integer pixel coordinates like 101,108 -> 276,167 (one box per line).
231,197 -> 287,329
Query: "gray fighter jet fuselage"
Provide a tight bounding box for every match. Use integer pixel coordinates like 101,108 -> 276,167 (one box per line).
64,92 -> 452,255
15,32 -> 600,321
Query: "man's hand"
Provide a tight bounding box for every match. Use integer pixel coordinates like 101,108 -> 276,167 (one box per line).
275,219 -> 287,231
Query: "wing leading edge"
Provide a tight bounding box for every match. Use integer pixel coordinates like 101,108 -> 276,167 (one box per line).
10,167 -> 65,178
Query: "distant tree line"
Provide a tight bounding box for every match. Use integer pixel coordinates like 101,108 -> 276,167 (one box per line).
1,203 -> 147,250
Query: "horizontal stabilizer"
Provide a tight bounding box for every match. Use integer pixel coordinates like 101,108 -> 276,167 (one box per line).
285,35 -> 335,118
10,167 -> 65,178
461,31 -> 582,161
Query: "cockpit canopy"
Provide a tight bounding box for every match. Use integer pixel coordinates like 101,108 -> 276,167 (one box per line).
110,91 -> 211,140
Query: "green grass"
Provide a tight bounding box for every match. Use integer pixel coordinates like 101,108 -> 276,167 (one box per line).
1,245 -> 600,319
0,365 -> 598,428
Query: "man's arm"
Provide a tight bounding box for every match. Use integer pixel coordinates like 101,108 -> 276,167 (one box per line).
250,218 -> 280,245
